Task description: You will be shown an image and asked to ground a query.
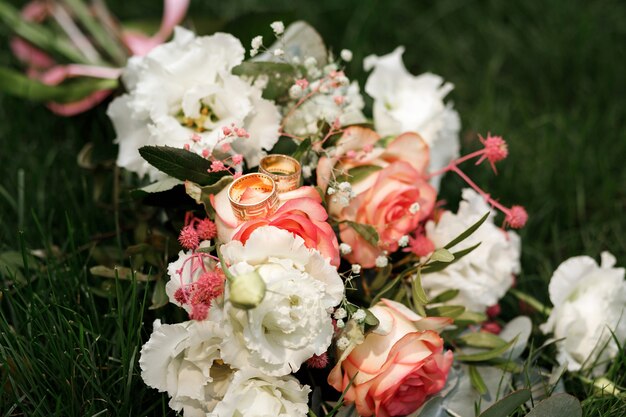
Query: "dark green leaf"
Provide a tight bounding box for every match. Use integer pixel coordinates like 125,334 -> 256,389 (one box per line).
430,289 -> 460,303
232,61 -> 297,100
0,67 -> 118,103
138,146 -> 228,185
431,248 -> 455,262
150,278 -> 169,310
525,393 -> 582,417
426,305 -> 466,319
185,176 -> 234,215
469,365 -> 488,395
422,242 -> 481,274
292,138 -> 312,161
455,310 -> 488,326
456,338 -> 516,362
340,165 -> 382,184
478,389 -> 531,417
371,274 -> 402,306
460,332 -> 508,349
345,221 -> 379,247
444,212 -> 490,249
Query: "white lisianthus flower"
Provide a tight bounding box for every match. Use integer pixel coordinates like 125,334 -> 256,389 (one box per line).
107,27 -> 281,180
219,226 -> 344,376
165,242 -> 213,313
423,189 -> 521,312
283,80 -> 366,137
139,319 -> 234,417
540,252 -> 626,375
363,46 -> 460,189
207,369 -> 310,417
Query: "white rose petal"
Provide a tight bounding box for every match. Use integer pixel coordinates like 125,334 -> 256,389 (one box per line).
364,46 -> 460,190
540,252 -> 626,375
422,189 -> 521,312
108,28 -> 281,180
219,226 -> 344,376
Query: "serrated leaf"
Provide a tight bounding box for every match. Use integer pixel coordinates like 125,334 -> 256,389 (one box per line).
232,61 -> 297,100
456,338 -> 516,362
89,265 -> 156,282
444,212 -> 490,249
429,289 -> 460,303
138,146 -> 228,185
460,332 -> 508,349
468,365 -> 488,395
422,242 -> 481,274
345,221 -> 379,247
431,248 -> 455,262
478,389 -> 531,417
411,269 -> 430,305
0,67 -> 118,103
525,393 -> 581,417
426,305 -> 465,318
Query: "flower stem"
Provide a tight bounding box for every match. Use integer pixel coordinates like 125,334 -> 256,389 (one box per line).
510,289 -> 552,315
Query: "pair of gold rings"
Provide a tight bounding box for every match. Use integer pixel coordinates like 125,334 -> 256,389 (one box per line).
228,154 -> 301,221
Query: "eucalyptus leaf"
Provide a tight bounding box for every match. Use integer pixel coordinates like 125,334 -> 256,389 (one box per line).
478,389 -> 531,417
444,212 -> 490,249
0,67 -> 118,103
252,20 -> 327,65
455,310 -> 488,326
525,393 -> 582,417
426,305 -> 466,319
138,146 -> 228,185
460,332 -> 508,349
456,338 -> 516,362
232,61 -> 297,100
498,316 -> 532,360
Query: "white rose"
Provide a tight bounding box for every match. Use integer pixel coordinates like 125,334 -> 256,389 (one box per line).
540,252 -> 626,375
219,226 -> 344,376
107,27 -> 281,180
208,368 -> 310,417
283,80 -> 365,137
139,319 -> 234,416
364,46 -> 460,189
423,188 -> 521,312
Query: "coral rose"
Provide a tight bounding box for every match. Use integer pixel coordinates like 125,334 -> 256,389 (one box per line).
212,185 -> 340,266
329,299 -> 452,417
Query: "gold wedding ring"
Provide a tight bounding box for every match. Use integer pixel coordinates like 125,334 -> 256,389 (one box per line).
228,173 -> 279,221
259,154 -> 301,193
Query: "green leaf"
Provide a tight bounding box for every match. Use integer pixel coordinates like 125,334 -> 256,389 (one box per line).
132,178 -> 183,196
456,338 -> 516,362
150,277 -> 169,310
371,274 -> 403,306
0,67 -> 118,103
469,365 -> 488,395
341,165 -> 382,184
525,393 -> 582,417
422,242 -> 481,274
444,211 -> 490,249
460,332 -> 508,349
411,269 -> 430,305
344,221 -> 379,247
0,1 -> 94,64
185,176 -> 234,215
138,146 -> 228,185
232,61 -> 297,100
426,305 -> 466,319
431,248 -> 455,262
89,265 -> 156,282
292,138 -> 312,161
429,289 -> 460,303
455,310 -> 488,326
478,389 -> 531,417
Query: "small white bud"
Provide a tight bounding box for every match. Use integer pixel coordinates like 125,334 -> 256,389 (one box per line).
289,84 -> 303,99
336,336 -> 350,350
336,319 -> 345,328
302,165 -> 312,178
327,187 -> 336,195
273,48 -> 284,57
338,181 -> 352,192
249,48 -> 258,57
409,202 -> 421,214
333,307 -> 347,320
229,270 -> 266,309
270,21 -> 285,35
339,243 -> 352,255
351,264 -> 362,274
340,49 -> 353,62
352,309 -> 366,322
304,56 -> 318,68
251,36 -> 263,50
375,256 -> 388,268
398,235 -> 410,247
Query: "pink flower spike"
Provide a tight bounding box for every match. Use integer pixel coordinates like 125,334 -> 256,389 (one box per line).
196,219 -> 217,240
306,352 -> 329,369
232,154 -> 244,165
477,134 -> 508,172
295,78 -> 309,89
404,235 -> 435,257
202,149 -> 210,158
222,126 -> 232,136
210,160 -> 226,172
235,127 -> 249,138
190,303 -> 209,321
505,205 -> 528,229
221,142 -> 232,152
191,133 -> 201,143
179,225 -> 199,250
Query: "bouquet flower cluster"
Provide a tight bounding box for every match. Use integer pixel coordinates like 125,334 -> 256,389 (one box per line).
2,7 -> 624,416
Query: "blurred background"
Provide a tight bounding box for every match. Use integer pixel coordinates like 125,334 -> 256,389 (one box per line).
0,0 -> 625,415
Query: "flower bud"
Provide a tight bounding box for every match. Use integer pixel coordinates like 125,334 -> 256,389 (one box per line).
228,270 -> 266,309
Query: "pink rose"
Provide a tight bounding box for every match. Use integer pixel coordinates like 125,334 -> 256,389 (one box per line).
329,299 -> 453,417
212,185 -> 340,266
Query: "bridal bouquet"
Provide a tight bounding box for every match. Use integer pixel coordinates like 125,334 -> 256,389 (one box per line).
4,8 -> 624,416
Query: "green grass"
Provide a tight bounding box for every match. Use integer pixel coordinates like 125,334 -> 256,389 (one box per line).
1,0 -> 625,415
